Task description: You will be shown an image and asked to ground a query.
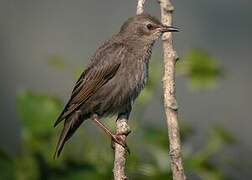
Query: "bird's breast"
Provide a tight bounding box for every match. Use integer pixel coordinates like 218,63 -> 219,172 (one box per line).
123,50 -> 152,102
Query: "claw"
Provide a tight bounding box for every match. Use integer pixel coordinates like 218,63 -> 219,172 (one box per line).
111,134 -> 130,154
116,130 -> 132,136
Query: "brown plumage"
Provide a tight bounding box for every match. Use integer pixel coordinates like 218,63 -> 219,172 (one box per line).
54,14 -> 178,158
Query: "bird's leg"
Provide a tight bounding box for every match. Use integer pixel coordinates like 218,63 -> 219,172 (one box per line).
91,114 -> 129,152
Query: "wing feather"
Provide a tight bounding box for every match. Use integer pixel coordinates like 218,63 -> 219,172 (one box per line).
54,43 -> 124,127
54,63 -> 120,127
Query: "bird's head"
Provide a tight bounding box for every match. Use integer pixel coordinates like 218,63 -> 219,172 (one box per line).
119,14 -> 179,44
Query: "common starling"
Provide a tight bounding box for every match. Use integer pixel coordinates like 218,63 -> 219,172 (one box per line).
54,14 -> 178,158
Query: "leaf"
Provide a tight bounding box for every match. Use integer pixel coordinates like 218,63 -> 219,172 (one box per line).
177,49 -> 223,90
16,90 -> 63,137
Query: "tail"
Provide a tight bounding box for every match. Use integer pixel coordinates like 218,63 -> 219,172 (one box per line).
54,113 -> 85,158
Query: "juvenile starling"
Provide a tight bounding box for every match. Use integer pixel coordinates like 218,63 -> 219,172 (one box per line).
54,14 -> 178,158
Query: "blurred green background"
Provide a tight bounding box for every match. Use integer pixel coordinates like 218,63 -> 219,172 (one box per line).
0,0 -> 251,179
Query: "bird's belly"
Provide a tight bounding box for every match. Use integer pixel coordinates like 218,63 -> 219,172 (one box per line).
122,59 -> 148,98
109,60 -> 148,111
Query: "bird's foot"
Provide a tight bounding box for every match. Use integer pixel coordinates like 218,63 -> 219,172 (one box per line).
111,133 -> 130,154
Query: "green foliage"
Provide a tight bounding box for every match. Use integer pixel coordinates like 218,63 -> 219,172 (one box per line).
16,91 -> 62,137
13,94 -> 233,179
0,150 -> 15,180
177,49 -> 223,90
185,126 -> 235,180
15,153 -> 40,180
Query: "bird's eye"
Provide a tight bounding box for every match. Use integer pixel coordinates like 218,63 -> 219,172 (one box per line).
146,23 -> 154,30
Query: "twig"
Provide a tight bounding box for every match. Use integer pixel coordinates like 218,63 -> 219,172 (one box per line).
113,1 -> 146,179
158,0 -> 186,179
136,0 -> 146,14
113,118 -> 131,180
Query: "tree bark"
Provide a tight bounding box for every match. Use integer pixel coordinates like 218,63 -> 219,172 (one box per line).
158,0 -> 186,179
113,118 -> 130,180
113,1 -> 146,180
136,0 -> 146,14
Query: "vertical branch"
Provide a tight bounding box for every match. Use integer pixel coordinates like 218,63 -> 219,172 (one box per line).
113,1 -> 145,179
113,118 -> 131,180
136,0 -> 146,14
158,0 -> 186,179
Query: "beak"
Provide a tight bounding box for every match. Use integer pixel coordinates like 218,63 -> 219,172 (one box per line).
160,25 -> 179,32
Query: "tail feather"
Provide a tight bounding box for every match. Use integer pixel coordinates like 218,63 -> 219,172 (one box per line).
54,113 -> 86,158
54,120 -> 72,158
54,103 -> 71,127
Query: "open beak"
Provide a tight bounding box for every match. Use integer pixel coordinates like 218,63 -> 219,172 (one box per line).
160,25 -> 179,32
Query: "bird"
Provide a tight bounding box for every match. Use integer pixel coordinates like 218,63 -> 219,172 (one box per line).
54,13 -> 178,158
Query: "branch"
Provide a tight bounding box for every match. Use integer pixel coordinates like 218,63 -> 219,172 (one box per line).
158,0 -> 186,179
113,1 -> 146,179
136,0 -> 146,14
113,118 -> 131,180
